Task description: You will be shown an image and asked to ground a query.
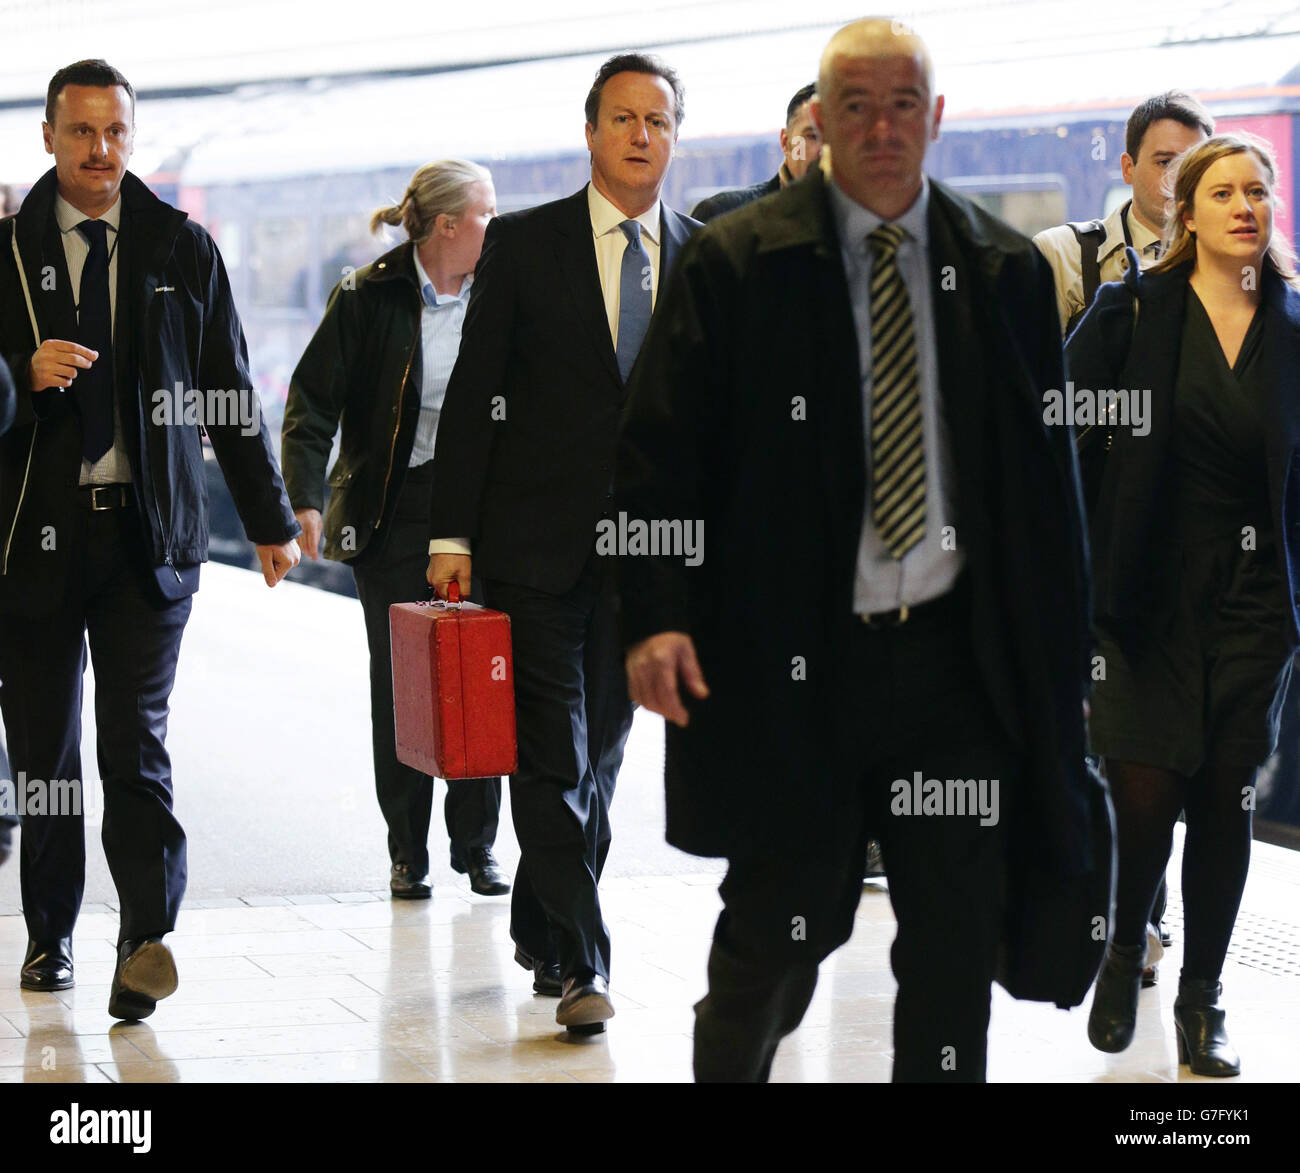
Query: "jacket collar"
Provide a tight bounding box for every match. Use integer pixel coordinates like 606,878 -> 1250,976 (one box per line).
364,239 -> 420,288
753,165 -> 1023,276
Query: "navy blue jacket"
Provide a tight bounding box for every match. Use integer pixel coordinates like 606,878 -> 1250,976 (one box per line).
1066,250 -> 1300,638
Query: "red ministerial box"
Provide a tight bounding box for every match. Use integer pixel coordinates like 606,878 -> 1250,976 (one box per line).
389,588 -> 517,780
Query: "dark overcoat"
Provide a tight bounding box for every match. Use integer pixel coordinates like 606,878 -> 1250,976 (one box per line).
617,165 -> 1099,916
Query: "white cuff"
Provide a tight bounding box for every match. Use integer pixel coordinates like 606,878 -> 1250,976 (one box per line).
428,537 -> 472,556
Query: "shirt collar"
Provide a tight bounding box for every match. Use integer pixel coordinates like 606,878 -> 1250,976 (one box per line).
1124,203 -> 1162,257
55,193 -> 122,236
1099,200 -> 1162,262
827,173 -> 930,257
412,248 -> 472,308
587,182 -> 660,246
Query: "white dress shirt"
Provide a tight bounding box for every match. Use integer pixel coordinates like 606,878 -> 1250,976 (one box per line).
827,175 -> 964,614
55,193 -> 132,486
587,182 -> 662,350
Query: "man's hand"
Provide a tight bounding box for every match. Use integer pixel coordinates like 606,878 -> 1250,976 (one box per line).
626,632 -> 710,728
29,340 -> 98,391
256,539 -> 301,587
295,508 -> 323,561
428,552 -> 472,600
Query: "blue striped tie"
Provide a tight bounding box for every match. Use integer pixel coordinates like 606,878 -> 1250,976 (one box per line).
616,220 -> 652,383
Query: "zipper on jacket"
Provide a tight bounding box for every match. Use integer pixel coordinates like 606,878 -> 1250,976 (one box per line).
373,299 -> 421,532
1,422 -> 39,575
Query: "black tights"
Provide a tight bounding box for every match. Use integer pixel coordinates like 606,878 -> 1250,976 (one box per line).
1106,757 -> 1254,983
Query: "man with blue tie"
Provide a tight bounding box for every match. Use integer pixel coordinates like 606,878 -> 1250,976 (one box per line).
427,53 -> 699,1034
0,60 -> 300,1018
618,20 -> 1097,1080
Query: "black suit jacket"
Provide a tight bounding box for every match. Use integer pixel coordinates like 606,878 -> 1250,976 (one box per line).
617,166 -> 1094,860
690,174 -> 781,223
1067,254 -> 1300,637
429,185 -> 699,595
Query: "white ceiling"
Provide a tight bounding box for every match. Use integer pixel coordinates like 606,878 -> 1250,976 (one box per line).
1,1 -> 1297,185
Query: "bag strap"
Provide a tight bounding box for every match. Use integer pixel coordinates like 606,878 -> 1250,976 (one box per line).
1067,219 -> 1106,316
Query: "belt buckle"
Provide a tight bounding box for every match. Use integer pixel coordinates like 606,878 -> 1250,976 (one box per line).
88,485 -> 120,511
862,603 -> 909,629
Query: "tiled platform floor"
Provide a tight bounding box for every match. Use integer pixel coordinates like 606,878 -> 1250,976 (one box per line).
2,829 -> 1298,1083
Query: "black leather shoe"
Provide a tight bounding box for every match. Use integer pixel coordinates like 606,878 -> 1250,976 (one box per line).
1159,921 -> 1173,949
1087,943 -> 1145,1053
453,846 -> 511,896
390,862 -> 432,900
514,946 -> 562,996
556,974 -> 614,1033
1174,977 -> 1240,1077
108,937 -> 178,1021
20,938 -> 74,991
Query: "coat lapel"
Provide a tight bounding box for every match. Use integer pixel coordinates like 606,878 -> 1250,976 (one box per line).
553,186 -> 621,387
13,172 -> 77,346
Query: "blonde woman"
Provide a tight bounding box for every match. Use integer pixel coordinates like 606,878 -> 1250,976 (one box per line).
1068,133 -> 1300,1076
281,161 -> 515,905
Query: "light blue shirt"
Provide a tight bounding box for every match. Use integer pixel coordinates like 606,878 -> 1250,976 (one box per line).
409,251 -> 472,468
827,174 -> 964,613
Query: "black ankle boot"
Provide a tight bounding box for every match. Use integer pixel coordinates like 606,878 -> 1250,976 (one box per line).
1087,943 -> 1145,1053
1174,977 -> 1240,1077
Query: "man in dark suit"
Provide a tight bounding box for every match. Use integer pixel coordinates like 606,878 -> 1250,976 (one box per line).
0,60 -> 300,1017
427,53 -> 699,1033
617,20 -> 1096,1081
690,82 -> 821,222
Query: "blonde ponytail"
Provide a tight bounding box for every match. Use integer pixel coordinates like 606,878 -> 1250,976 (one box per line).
369,159 -> 492,243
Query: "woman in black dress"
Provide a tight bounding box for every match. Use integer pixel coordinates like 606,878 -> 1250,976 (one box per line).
1068,133 -> 1300,1077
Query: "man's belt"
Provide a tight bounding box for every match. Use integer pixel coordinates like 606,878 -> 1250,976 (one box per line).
858,587 -> 960,629
76,483 -> 133,511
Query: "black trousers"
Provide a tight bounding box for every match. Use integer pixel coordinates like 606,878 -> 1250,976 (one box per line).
694,588 -> 1018,1083
484,551 -> 633,982
0,500 -> 189,946
351,463 -> 500,876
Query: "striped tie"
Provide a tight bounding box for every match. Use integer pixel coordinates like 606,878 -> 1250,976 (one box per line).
868,222 -> 925,560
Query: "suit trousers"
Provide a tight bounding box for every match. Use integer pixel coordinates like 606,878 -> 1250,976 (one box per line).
0,499 -> 190,945
484,551 -> 633,982
351,463 -> 501,876
694,586 -> 1017,1082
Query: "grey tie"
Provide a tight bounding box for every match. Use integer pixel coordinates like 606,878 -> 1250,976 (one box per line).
616,220 -> 653,382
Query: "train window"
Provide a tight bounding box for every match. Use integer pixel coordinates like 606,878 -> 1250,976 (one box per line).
320,213 -> 378,302
217,220 -> 243,271
1101,185 -> 1131,218
249,216 -> 310,308
944,176 -> 1067,238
